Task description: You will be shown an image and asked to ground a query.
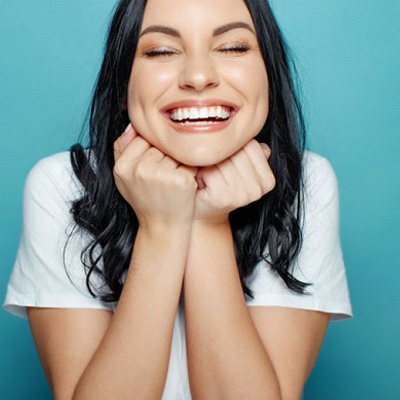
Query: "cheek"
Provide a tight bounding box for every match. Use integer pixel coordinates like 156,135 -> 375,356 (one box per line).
127,68 -> 177,135
126,68 -> 157,127
225,62 -> 269,102
250,67 -> 269,127
249,65 -> 269,102
129,64 -> 176,103
237,68 -> 269,133
256,78 -> 269,125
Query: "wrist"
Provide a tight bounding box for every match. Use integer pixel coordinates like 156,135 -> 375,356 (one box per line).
186,218 -> 236,276
192,213 -> 230,227
137,218 -> 193,242
190,218 -> 232,241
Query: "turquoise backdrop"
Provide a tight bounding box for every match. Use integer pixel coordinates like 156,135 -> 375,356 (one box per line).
1,1 -> 399,398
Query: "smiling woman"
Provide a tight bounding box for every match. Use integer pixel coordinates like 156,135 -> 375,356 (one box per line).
4,0 -> 352,399
128,0 -> 269,166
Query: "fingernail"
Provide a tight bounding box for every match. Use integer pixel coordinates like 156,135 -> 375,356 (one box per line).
124,123 -> 132,132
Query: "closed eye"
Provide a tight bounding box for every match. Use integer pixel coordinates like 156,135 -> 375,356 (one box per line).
218,44 -> 251,54
143,47 -> 178,58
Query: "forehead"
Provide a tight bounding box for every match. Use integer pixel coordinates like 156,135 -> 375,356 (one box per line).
141,0 -> 253,30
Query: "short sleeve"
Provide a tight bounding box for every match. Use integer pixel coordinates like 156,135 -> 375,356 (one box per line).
3,153 -> 113,319
246,152 -> 352,321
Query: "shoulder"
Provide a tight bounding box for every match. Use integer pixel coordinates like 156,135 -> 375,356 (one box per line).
247,151 -> 352,320
303,151 -> 338,190
302,151 -> 340,214
25,151 -> 83,206
21,151 -> 85,229
4,151 -> 113,319
27,151 -> 77,187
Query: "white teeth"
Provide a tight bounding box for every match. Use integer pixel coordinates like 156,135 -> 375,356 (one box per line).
199,107 -> 209,119
189,107 -> 199,119
182,120 -> 216,126
170,106 -> 231,122
183,108 -> 190,119
209,107 -> 217,117
177,108 -> 183,120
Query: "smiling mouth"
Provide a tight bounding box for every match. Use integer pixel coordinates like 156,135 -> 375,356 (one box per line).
168,106 -> 232,125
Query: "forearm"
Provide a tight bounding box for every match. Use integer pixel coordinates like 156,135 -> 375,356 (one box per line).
184,222 -> 281,400
73,224 -> 190,400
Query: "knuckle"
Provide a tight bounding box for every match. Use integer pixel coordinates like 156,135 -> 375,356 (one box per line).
113,159 -> 128,178
262,144 -> 272,158
134,162 -> 151,181
269,172 -> 276,188
255,185 -> 264,200
113,135 -> 126,154
212,192 -> 229,210
245,190 -> 258,205
264,173 -> 276,192
172,171 -> 193,189
147,147 -> 162,158
113,137 -> 120,149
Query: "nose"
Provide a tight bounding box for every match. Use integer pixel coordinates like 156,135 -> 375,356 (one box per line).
179,53 -> 219,92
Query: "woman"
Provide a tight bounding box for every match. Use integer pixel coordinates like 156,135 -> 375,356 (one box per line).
4,0 -> 352,398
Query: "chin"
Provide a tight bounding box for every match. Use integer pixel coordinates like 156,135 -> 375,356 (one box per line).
175,157 -> 215,167
174,151 -> 229,167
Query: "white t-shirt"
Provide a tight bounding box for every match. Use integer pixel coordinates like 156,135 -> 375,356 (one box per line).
4,150 -> 352,399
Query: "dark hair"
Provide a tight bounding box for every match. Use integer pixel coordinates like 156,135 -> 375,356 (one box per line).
70,0 -> 308,302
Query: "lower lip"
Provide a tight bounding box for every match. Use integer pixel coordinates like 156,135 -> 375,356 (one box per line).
162,112 -> 236,133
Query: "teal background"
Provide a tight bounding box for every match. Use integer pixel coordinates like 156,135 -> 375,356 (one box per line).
1,1 -> 399,398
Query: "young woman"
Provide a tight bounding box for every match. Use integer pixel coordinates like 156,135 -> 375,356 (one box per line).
4,0 -> 352,398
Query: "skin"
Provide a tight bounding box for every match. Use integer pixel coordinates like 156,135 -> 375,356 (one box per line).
27,0 -> 330,399
127,0 -> 269,167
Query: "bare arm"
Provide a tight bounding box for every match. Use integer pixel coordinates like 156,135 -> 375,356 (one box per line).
184,223 -> 329,399
28,127 -> 197,399
184,141 -> 329,399
249,307 -> 329,399
29,225 -> 189,399
184,222 -> 281,399
72,225 -> 191,399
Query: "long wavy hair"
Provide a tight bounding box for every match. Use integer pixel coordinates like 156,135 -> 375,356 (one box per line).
70,0 -> 308,301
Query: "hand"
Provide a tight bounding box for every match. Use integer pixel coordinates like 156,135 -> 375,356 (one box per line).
194,140 -> 275,223
113,124 -> 198,228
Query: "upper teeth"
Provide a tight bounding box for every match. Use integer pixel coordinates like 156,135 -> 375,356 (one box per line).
170,106 -> 231,121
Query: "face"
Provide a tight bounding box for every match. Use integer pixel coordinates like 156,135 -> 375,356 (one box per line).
127,0 -> 269,166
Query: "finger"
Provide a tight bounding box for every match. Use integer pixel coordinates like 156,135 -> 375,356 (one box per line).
222,145 -> 256,183
113,124 -> 137,162
195,175 -> 206,190
153,151 -> 197,177
243,140 -> 275,193
201,148 -> 254,191
144,146 -> 167,164
196,165 -> 224,191
242,140 -> 269,172
117,135 -> 152,165
259,142 -> 271,160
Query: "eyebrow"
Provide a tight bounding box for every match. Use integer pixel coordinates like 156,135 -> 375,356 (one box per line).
140,25 -> 180,38
213,22 -> 255,36
140,21 -> 255,38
